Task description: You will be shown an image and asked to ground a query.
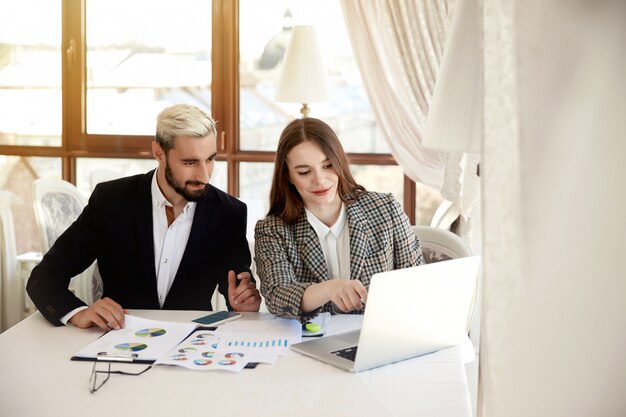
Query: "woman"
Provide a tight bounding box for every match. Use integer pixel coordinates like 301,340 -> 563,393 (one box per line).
254,118 -> 422,321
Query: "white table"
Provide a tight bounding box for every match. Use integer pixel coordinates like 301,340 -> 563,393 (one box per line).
0,310 -> 473,417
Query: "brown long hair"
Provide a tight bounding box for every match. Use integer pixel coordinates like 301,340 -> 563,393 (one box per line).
267,117 -> 366,224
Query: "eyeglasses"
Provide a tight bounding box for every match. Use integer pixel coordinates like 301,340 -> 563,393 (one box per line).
89,352 -> 152,393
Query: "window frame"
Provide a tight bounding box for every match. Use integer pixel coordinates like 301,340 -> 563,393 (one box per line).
0,0 -> 416,222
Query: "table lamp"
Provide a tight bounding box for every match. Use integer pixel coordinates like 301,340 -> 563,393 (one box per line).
275,25 -> 330,118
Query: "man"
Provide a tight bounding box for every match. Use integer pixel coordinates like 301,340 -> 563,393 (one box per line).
27,104 -> 261,330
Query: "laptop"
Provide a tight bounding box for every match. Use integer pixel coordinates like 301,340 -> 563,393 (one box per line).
290,255 -> 481,372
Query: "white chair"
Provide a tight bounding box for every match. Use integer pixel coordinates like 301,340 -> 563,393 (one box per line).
0,191 -> 22,331
412,225 -> 477,333
430,199 -> 460,230
32,178 -> 100,305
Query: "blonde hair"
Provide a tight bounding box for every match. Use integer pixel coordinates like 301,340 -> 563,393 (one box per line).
156,104 -> 217,152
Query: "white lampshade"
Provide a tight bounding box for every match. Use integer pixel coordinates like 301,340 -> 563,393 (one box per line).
275,25 -> 330,117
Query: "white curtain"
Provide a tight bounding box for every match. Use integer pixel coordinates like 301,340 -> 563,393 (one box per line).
422,0 -> 482,234
342,0 -> 626,414
480,0 -> 626,416
0,191 -> 22,332
340,0 -> 449,190
341,0 -> 481,245
479,0 -> 525,413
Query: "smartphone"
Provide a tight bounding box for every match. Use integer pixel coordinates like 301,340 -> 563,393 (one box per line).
192,311 -> 241,326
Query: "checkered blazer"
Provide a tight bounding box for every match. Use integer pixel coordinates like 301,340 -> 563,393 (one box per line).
254,192 -> 422,321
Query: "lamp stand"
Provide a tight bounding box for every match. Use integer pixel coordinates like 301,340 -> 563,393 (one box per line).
299,103 -> 310,118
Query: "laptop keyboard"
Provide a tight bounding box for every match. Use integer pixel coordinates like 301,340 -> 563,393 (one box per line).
331,346 -> 358,361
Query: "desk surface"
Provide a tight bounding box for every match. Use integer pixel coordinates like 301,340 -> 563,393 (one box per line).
0,310 -> 473,417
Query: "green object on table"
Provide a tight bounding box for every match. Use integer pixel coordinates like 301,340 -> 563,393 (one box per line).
304,322 -> 321,332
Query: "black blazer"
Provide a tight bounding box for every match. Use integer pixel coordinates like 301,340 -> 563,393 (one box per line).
26,170 -> 251,326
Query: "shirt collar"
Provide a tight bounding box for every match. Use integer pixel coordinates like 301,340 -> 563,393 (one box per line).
151,169 -> 195,214
305,203 -> 347,239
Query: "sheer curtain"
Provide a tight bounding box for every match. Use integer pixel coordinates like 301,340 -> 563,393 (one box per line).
480,0 -> 626,416
479,0 -> 525,414
340,0 -> 449,190
0,191 -> 22,332
343,0 -> 626,415
422,0 -> 481,237
341,0 -> 480,245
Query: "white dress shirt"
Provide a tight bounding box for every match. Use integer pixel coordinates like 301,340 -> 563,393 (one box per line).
305,204 -> 351,280
151,171 -> 196,307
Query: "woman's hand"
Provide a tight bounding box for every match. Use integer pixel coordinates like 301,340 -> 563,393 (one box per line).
301,279 -> 368,313
326,280 -> 368,312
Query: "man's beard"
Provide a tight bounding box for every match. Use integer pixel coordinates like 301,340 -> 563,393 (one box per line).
165,162 -> 208,202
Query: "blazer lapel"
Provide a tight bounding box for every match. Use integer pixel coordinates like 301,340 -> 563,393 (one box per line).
293,213 -> 329,281
347,200 -> 371,281
134,171 -> 159,301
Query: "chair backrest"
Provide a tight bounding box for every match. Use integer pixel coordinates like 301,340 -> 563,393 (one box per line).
33,178 -> 87,253
430,199 -> 459,230
412,225 -> 477,332
32,178 -> 97,304
0,191 -> 22,331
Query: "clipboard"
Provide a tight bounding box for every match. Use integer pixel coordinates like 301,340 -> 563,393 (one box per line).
72,350 -> 144,363
72,349 -> 155,364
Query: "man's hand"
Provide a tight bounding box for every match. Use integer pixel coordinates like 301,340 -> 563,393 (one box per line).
68,297 -> 127,330
227,270 -> 261,312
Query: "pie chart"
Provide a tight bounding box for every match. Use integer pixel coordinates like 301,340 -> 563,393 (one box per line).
171,354 -> 188,361
135,328 -> 166,337
115,343 -> 148,352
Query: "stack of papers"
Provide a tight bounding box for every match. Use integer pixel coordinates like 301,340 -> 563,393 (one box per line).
72,314 -> 302,373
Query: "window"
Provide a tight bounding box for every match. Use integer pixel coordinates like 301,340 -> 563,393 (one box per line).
85,0 -> 213,135
0,0 -> 425,254
239,0 -> 388,154
0,0 -> 62,147
237,1 -> 406,227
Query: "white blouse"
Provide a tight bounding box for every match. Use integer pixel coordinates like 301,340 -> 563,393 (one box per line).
305,204 -> 351,280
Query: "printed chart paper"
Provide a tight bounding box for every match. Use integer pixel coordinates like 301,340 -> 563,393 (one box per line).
73,314 -> 303,371
72,315 -> 196,362
155,330 -> 248,372
215,316 -> 302,364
